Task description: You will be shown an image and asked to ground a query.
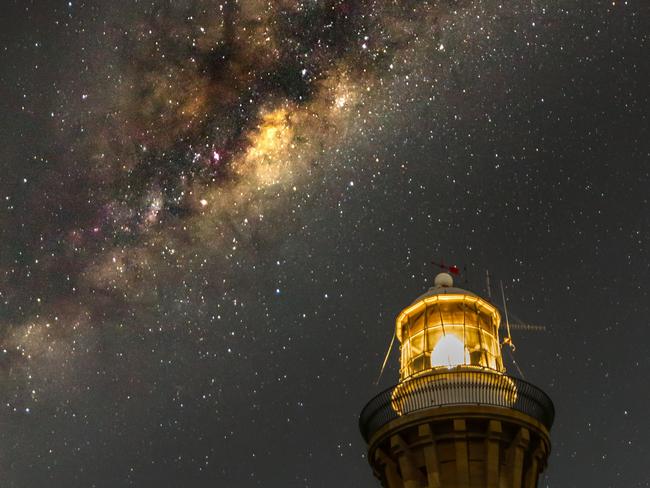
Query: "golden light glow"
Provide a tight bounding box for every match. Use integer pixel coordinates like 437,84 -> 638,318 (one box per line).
395,292 -> 504,381
391,281 -> 519,416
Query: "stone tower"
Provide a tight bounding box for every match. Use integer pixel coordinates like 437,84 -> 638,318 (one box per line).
359,273 -> 554,488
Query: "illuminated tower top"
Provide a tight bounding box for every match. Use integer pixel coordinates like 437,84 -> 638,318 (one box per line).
396,272 -> 504,381
360,269 -> 554,488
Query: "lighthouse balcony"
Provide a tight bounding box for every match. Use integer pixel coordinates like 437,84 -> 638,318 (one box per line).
359,370 -> 554,443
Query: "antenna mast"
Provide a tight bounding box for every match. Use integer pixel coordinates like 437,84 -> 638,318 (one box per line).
375,332 -> 396,385
485,270 -> 492,298
499,280 -> 515,351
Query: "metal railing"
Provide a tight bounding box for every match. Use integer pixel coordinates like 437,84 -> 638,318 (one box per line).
359,370 -> 554,442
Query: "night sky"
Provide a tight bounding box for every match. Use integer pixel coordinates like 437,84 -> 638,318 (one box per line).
0,1 -> 648,487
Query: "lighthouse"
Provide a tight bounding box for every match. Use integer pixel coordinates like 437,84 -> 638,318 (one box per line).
359,273 -> 554,487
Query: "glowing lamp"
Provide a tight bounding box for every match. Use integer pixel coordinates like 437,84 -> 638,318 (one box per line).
430,334 -> 469,368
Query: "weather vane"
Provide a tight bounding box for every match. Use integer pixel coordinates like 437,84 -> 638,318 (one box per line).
431,259 -> 460,276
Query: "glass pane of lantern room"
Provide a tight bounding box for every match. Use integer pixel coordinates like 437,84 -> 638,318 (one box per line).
426,304 -> 442,328
411,355 -> 428,375
411,311 -> 425,336
482,331 -> 499,370
437,301 -> 456,327
466,326 -> 487,368
465,305 -> 479,328
426,327 -> 444,354
478,308 -> 494,333
410,331 -> 424,356
449,300 -> 465,325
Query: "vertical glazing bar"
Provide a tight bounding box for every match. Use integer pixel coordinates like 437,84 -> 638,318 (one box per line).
476,303 -> 487,368
462,296 -> 467,366
424,303 -> 429,365
437,298 -> 446,337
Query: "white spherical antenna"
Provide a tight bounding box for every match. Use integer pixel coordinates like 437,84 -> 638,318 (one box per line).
434,272 -> 453,288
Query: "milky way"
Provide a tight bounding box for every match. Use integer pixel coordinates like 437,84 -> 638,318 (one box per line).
3,0 -> 467,378
1,0 -> 648,486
